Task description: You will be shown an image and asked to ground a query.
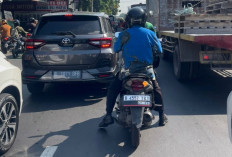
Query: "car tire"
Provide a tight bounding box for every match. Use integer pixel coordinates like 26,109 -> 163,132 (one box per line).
0,93 -> 19,155
27,83 -> 44,94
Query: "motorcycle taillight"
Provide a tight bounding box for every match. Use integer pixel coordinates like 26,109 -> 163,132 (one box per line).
4,37 -> 8,41
131,80 -> 144,91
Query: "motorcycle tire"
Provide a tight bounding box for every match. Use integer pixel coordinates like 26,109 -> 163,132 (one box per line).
1,45 -> 7,54
131,124 -> 140,148
12,50 -> 18,59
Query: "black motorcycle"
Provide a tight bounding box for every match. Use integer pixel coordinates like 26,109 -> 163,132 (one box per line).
1,37 -> 9,54
115,72 -> 155,147
1,35 -> 25,58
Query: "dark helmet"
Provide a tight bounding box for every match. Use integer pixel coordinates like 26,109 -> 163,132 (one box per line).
29,17 -> 36,23
14,19 -> 20,27
126,7 -> 147,28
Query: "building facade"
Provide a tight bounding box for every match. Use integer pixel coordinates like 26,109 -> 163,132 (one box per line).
1,0 -> 73,26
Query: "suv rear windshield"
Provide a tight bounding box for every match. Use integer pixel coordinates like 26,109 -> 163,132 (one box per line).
36,15 -> 101,35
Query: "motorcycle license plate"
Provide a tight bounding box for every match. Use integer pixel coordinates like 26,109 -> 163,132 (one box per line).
53,71 -> 81,79
123,95 -> 151,107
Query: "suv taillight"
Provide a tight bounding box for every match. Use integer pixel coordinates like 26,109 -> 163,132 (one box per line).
25,39 -> 45,50
89,38 -> 112,48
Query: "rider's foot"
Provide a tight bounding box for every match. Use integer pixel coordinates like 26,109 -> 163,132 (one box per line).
159,113 -> 168,126
99,114 -> 114,128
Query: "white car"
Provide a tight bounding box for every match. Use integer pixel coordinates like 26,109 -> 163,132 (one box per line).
0,52 -> 22,155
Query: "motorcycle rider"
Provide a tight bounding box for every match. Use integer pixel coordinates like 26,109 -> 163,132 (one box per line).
26,17 -> 37,33
0,19 -> 11,39
99,7 -> 168,127
13,19 -> 28,38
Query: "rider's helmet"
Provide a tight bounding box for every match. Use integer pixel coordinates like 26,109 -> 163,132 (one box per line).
14,19 -> 20,27
29,17 -> 36,23
126,7 -> 147,28
1,19 -> 7,25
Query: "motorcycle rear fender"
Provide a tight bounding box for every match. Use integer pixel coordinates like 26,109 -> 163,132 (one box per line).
130,107 -> 144,128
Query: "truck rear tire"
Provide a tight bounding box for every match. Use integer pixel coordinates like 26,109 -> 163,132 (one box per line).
173,45 -> 199,81
173,45 -> 191,81
162,50 -> 170,60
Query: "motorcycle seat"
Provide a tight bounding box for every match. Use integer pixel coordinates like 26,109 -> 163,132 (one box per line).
124,73 -> 151,80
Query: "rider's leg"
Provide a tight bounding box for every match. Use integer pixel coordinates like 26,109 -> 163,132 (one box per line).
152,80 -> 168,126
99,76 -> 122,127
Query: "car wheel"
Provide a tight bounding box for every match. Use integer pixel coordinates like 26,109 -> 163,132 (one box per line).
27,83 -> 44,94
0,93 -> 19,155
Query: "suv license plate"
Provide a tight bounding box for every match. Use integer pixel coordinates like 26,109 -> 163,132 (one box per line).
123,95 -> 151,107
53,71 -> 81,79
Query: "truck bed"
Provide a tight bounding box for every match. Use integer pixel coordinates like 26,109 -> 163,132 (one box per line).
160,31 -> 232,50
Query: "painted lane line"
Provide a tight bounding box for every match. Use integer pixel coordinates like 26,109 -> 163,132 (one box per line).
40,146 -> 58,157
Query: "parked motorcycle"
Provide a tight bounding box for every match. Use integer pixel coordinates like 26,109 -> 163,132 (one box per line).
115,72 -> 155,147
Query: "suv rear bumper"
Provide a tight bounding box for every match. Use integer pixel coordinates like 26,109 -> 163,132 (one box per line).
22,67 -> 116,84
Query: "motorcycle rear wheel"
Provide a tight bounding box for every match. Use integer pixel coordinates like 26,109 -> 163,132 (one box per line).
12,50 -> 18,59
131,124 -> 140,148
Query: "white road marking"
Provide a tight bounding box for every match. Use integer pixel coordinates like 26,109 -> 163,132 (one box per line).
40,146 -> 58,157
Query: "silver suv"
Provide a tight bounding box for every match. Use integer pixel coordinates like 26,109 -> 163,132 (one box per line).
22,12 -> 118,94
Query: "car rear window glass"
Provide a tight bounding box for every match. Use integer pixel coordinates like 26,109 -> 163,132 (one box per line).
109,16 -> 114,21
36,16 -> 101,35
106,19 -> 113,33
102,18 -> 108,33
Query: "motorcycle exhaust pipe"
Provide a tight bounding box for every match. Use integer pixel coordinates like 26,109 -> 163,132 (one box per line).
143,109 -> 153,127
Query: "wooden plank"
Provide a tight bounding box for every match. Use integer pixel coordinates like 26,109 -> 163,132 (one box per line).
175,28 -> 232,34
175,14 -> 232,21
174,22 -> 232,28
159,31 -> 195,42
207,8 -> 232,14
207,1 -> 232,9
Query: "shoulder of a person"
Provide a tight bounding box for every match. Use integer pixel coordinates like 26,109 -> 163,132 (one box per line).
120,30 -> 130,36
141,27 -> 153,33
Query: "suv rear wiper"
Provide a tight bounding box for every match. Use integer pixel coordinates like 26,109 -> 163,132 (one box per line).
52,31 -> 76,38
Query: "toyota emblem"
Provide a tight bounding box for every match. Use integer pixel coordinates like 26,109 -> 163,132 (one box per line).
61,38 -> 71,44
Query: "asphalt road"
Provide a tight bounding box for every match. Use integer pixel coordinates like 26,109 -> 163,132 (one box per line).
4,57 -> 232,157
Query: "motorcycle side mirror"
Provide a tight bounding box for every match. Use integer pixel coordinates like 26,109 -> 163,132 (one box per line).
27,33 -> 32,37
115,32 -> 120,38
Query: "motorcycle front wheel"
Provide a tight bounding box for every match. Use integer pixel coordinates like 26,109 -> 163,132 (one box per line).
131,124 -> 140,148
1,45 -> 7,54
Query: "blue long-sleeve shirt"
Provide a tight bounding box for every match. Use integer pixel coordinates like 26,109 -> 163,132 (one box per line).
114,26 -> 162,69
